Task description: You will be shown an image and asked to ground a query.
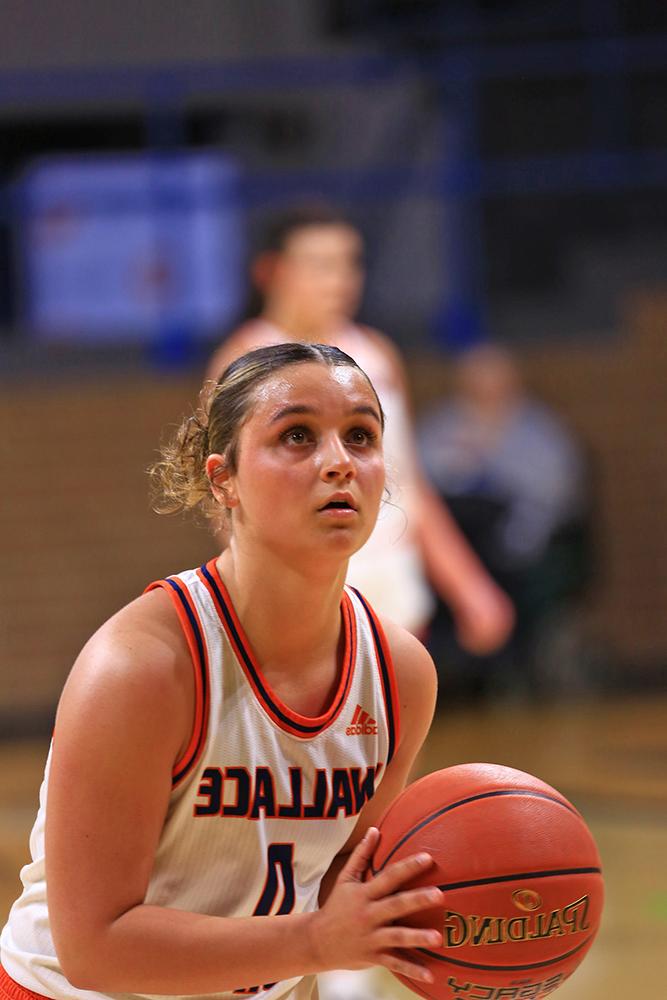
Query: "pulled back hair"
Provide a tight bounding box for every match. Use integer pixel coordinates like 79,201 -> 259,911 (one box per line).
150,342 -> 384,525
261,203 -> 355,254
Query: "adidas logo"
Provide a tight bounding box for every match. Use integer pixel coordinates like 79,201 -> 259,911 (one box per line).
346,704 -> 378,736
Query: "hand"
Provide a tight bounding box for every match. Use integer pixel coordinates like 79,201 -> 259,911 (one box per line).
453,576 -> 515,655
310,827 -> 444,986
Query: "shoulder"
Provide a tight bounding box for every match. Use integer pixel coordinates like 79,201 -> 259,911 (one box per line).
381,617 -> 438,701
353,323 -> 408,387
521,401 -> 578,449
206,321 -> 280,382
84,588 -> 190,685
55,589 -> 193,761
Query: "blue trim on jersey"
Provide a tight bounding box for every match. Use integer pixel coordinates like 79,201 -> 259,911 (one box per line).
200,562 -> 351,737
350,588 -> 397,765
167,577 -> 209,785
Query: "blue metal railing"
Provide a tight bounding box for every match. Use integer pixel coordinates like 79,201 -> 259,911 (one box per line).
1,28 -> 666,350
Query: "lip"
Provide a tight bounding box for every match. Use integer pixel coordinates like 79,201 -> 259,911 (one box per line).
317,492 -> 358,513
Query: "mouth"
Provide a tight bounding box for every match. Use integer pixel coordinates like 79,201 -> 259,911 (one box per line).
318,494 -> 358,513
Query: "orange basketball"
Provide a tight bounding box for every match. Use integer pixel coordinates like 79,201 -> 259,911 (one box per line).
371,763 -> 604,1000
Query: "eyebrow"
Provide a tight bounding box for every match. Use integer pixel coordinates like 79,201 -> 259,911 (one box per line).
270,403 -> 382,425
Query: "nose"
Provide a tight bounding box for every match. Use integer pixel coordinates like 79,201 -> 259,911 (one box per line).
319,433 -> 355,481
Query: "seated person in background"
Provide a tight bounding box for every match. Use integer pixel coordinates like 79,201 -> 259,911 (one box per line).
418,342 -> 592,698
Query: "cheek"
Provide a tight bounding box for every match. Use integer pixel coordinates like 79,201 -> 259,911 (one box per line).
345,274 -> 363,304
286,268 -> 321,299
364,455 -> 387,501
304,266 -> 344,301
231,460 -> 269,509
235,455 -> 306,510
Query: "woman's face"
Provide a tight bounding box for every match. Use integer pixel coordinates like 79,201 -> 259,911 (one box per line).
216,362 -> 385,565
265,224 -> 365,327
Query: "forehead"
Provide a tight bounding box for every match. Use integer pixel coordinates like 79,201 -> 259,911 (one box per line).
251,362 -> 380,421
283,224 -> 362,258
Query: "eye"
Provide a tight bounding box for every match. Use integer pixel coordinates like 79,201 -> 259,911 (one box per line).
346,427 -> 378,446
281,425 -> 313,446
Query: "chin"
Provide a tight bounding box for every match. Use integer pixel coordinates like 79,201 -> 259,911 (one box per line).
323,528 -> 371,557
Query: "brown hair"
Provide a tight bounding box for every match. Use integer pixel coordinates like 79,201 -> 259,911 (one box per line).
261,203 -> 356,254
150,341 -> 384,525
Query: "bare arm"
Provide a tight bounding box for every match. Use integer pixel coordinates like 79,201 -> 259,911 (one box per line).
416,476 -> 515,653
366,328 -> 514,653
46,593 -> 442,995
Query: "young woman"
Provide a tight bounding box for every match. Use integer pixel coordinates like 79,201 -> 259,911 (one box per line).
206,206 -> 513,653
1,343 -> 443,1000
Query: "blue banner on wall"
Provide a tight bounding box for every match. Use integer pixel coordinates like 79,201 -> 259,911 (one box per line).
18,152 -> 245,342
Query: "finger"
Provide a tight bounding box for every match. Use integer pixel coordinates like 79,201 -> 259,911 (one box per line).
367,851 -> 435,899
373,886 -> 444,923
376,926 -> 443,951
339,827 -> 380,883
377,950 -> 435,985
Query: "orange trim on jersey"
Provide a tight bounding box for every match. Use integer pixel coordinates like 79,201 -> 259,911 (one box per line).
349,588 -> 401,764
144,577 -> 210,786
0,967 -> 50,1000
197,558 -> 356,739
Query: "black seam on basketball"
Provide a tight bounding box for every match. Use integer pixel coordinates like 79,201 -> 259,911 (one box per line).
416,934 -> 592,971
372,789 -> 580,875
436,866 -> 602,891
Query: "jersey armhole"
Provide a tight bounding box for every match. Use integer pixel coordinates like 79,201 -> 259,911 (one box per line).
349,588 -> 401,764
144,578 -> 210,787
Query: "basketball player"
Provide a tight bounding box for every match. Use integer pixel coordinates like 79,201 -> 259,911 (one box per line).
1,343 -> 444,1000
206,206 -> 513,652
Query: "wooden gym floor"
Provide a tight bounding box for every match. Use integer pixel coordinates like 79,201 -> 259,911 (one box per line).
1,694 -> 666,999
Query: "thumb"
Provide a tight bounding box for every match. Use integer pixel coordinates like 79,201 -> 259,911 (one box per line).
339,827 -> 380,884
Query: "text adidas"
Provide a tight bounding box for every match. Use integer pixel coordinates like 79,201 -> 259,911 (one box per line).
346,720 -> 378,735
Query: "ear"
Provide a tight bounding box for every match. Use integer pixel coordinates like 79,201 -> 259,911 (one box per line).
205,454 -> 239,509
251,251 -> 280,294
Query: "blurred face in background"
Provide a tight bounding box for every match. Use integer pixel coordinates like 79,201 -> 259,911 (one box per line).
456,345 -> 522,418
256,223 -> 365,333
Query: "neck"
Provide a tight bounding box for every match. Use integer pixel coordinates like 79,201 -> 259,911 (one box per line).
261,304 -> 345,343
216,540 -> 347,669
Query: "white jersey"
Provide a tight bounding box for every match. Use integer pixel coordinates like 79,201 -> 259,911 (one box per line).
1,560 -> 400,1000
224,320 -> 435,633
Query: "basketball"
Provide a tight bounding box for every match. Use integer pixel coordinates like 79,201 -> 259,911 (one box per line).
371,763 -> 604,1000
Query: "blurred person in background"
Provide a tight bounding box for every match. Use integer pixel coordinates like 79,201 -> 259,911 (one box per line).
419,342 -> 593,700
206,204 -> 514,651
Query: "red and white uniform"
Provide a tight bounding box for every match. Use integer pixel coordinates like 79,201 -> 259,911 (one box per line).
1,560 -> 399,1000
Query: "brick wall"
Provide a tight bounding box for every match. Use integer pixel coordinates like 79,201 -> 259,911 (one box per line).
2,299 -> 666,726
0,374 -> 212,728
